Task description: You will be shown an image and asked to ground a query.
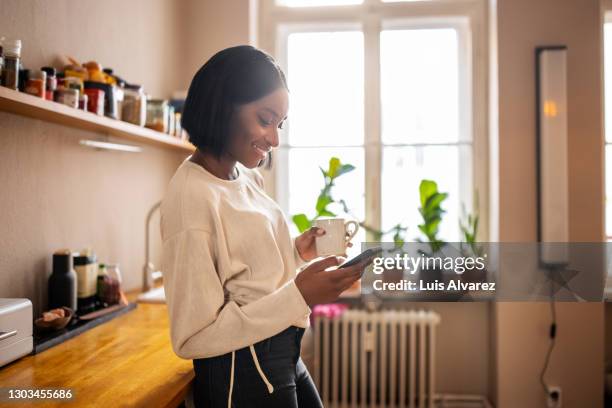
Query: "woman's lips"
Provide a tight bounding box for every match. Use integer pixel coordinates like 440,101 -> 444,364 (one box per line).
252,143 -> 270,158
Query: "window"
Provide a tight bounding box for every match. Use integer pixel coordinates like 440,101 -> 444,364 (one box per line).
259,0 -> 487,247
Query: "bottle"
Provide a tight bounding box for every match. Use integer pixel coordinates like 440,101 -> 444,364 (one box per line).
96,263 -> 108,307
24,69 -> 46,98
74,249 -> 98,314
1,39 -> 21,90
48,249 -> 77,311
41,67 -> 57,100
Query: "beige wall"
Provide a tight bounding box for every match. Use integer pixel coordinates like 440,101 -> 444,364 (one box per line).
0,0 -> 255,316
493,0 -> 605,406
0,0 -> 193,316
179,0 -> 251,90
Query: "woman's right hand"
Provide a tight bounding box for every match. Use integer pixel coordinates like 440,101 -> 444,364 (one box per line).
294,255 -> 369,306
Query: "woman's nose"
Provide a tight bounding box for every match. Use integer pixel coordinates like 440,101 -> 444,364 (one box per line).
267,128 -> 280,148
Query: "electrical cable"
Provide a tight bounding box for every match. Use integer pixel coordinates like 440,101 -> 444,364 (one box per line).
540,274 -> 557,395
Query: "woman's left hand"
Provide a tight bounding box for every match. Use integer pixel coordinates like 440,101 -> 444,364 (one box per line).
295,227 -> 325,262
295,226 -> 353,262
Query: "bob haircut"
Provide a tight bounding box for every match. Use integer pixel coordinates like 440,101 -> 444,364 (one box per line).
181,45 -> 288,162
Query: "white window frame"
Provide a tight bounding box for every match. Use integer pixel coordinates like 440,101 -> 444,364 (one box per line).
257,0 -> 489,241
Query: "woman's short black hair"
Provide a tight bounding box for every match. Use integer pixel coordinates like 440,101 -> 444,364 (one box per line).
182,45 -> 288,158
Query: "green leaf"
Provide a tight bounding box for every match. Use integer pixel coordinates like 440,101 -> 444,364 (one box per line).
419,180 -> 437,207
335,164 -> 355,178
316,195 -> 333,213
424,192 -> 448,212
292,214 -> 311,233
317,209 -> 336,217
328,157 -> 341,178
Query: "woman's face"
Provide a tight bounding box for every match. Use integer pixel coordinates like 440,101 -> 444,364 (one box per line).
226,87 -> 289,169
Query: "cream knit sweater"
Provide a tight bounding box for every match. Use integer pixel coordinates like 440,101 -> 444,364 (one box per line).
160,157 -> 311,360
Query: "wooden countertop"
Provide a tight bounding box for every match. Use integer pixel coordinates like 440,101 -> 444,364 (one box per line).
0,297 -> 193,407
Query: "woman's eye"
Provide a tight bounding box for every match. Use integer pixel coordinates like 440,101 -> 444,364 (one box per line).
259,117 -> 273,127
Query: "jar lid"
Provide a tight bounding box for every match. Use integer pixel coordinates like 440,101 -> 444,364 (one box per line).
41,66 -> 56,76
52,249 -> 73,274
73,252 -> 97,265
124,83 -> 143,91
3,39 -> 21,56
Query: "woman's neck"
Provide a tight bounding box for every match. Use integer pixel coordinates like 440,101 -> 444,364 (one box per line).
190,149 -> 238,180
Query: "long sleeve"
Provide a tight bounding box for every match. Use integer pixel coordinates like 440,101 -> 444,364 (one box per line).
293,237 -> 308,269
162,228 -> 311,360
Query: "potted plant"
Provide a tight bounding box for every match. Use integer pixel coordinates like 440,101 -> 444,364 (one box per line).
416,179 -> 448,283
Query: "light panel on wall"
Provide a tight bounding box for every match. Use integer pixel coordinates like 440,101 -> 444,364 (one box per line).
536,46 -> 569,266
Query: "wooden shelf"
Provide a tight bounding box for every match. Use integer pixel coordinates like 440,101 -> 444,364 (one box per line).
0,87 -> 195,152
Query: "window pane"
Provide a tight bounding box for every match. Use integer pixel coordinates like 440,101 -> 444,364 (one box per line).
287,31 -> 364,146
381,145 -> 472,242
381,28 -> 460,144
277,0 -> 362,7
287,147 -> 366,253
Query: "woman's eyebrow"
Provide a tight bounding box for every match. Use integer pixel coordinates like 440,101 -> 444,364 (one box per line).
262,107 -> 281,119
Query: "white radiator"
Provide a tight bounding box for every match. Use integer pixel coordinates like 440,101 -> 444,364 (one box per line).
313,309 -> 441,408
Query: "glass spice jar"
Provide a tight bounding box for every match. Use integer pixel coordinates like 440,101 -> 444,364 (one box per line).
122,84 -> 146,126
1,39 -> 21,90
145,99 -> 168,133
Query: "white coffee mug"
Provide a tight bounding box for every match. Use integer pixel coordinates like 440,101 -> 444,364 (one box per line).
314,218 -> 359,257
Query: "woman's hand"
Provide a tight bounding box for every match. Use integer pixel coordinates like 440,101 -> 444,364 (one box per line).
294,227 -> 325,262
294,255 -> 369,306
295,226 -> 354,262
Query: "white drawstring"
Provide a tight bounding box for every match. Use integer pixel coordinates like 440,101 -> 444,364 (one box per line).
226,345 -> 274,407
227,351 -> 235,408
249,345 -> 275,394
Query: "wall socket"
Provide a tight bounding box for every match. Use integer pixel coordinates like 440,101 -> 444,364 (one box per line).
547,386 -> 562,408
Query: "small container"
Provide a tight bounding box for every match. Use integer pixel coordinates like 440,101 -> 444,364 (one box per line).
167,105 -> 175,135
122,84 -> 146,126
17,68 -> 29,92
174,112 -> 182,138
48,249 -> 77,311
84,88 -> 105,115
41,67 -> 57,100
97,264 -> 121,306
84,81 -> 117,119
146,99 -> 168,133
24,70 -> 46,98
0,39 -> 21,90
63,76 -> 83,94
74,249 -> 98,314
54,88 -> 79,108
78,93 -> 88,111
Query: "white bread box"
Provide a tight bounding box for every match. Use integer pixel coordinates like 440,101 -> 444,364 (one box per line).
0,299 -> 33,367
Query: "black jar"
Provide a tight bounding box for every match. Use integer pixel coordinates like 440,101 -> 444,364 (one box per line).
48,249 -> 77,311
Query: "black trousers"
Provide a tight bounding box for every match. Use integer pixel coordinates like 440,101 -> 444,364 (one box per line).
192,326 -> 323,408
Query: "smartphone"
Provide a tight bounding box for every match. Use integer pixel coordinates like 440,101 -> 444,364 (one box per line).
338,247 -> 383,273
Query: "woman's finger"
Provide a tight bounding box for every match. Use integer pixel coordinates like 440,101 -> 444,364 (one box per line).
309,226 -> 325,236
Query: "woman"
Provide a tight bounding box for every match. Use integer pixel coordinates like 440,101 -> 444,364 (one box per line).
161,45 -> 367,408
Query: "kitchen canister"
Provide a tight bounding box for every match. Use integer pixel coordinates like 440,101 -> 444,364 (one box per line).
48,249 -> 77,311
73,249 -> 98,314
